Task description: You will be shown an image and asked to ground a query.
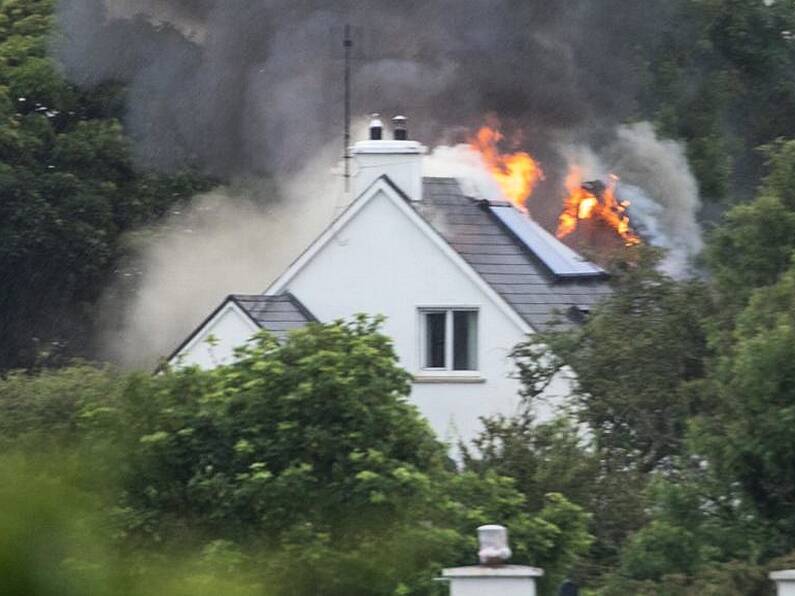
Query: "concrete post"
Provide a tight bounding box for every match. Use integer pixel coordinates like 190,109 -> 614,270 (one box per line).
442,564 -> 544,596
771,570 -> 795,596
441,524 -> 544,596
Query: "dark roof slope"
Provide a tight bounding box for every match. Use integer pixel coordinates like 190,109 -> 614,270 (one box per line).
230,293 -> 316,339
165,292 -> 315,366
415,177 -> 612,330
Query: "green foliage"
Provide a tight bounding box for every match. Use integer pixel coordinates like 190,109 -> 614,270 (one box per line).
591,138 -> 795,592
697,261 -> 795,542
641,0 -> 795,200
707,195 -> 795,309
0,0 -> 211,371
0,318 -> 593,595
518,250 -> 711,474
0,454 -> 267,596
120,318 -> 440,547
0,364 -> 119,447
463,415 -> 597,512
760,138 -> 795,210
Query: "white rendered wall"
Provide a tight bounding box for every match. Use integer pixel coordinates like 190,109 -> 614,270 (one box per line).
771,571 -> 795,596
172,303 -> 259,369
351,140 -> 424,202
448,577 -> 537,596
283,188 -> 566,445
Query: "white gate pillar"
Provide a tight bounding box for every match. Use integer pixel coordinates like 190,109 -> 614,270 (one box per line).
441,525 -> 543,596
771,570 -> 795,596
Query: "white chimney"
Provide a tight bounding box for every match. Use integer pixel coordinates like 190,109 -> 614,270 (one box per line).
351,114 -> 426,201
441,524 -> 544,596
771,570 -> 795,596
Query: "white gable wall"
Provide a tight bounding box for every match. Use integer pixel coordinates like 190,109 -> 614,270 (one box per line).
172,301 -> 260,369
277,187 -> 569,444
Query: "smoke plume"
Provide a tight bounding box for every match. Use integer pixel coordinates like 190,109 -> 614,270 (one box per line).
99,145 -> 343,368
53,1 -> 702,364
552,123 -> 703,276
608,122 -> 703,276
54,1 -> 674,178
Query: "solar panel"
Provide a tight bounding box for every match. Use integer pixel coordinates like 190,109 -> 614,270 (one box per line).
487,203 -> 607,279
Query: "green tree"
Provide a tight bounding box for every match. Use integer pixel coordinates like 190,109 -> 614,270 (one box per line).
707,195 -> 795,310
694,261 -> 795,548
759,138 -> 795,210
0,0 -> 211,370
505,250 -> 713,583
516,250 -> 711,475
0,317 -> 593,595
462,415 -> 597,513
641,0 -> 795,200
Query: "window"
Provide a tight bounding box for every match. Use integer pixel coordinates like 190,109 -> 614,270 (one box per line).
420,309 -> 478,371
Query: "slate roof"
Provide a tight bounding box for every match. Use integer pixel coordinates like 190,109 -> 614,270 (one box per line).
166,292 -> 316,365
414,177 -> 612,331
230,293 -> 316,339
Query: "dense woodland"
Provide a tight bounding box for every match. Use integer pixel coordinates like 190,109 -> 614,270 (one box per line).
2,0 -> 795,594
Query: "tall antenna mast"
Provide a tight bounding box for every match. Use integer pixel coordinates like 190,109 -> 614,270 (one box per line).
343,24 -> 352,193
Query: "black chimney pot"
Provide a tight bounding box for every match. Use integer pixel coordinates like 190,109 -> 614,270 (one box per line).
369,113 -> 383,140
393,115 -> 407,140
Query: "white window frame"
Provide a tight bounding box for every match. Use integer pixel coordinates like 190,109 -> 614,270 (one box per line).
417,307 -> 480,374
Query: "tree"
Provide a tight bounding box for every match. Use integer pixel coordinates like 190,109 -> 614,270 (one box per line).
504,250 -> 713,583
0,317 -> 593,595
0,454 -> 268,596
0,0 -> 211,370
693,261 -> 795,549
516,250 -> 711,475
640,0 -> 795,200
462,415 -> 597,513
759,139 -> 795,211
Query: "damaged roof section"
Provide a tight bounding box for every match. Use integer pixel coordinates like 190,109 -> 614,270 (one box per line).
416,177 -> 612,330
230,293 -> 316,340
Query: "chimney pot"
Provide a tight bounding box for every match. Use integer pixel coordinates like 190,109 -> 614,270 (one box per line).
351,113 -> 426,201
369,113 -> 383,140
393,115 -> 408,140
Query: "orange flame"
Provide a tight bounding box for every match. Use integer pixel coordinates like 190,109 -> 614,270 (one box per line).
467,117 -> 641,247
556,167 -> 640,246
469,122 -> 543,212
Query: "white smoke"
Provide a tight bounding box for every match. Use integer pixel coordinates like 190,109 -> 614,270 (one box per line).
423,144 -> 505,201
608,122 -> 703,276
100,143 -> 344,369
558,122 -> 703,277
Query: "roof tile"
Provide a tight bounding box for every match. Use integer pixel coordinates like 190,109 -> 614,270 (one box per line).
416,178 -> 612,331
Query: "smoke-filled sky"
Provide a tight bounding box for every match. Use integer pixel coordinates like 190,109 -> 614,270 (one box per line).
54,0 -> 702,366
55,0 -> 674,179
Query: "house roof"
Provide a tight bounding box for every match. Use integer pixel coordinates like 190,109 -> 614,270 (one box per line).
165,292 -> 316,366
413,177 -> 612,330
229,293 -> 317,339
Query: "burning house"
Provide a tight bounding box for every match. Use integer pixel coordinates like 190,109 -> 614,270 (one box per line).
167,116 -> 612,444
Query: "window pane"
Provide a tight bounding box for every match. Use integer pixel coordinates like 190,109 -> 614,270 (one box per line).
453,311 -> 478,370
425,312 -> 446,368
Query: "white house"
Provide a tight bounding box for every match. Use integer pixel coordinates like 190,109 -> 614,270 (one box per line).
167,117 -> 611,444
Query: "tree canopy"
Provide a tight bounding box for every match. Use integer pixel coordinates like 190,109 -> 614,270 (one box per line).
0,317 -> 593,595
0,0 -> 210,371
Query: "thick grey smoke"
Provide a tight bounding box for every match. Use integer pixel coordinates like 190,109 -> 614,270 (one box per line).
426,122 -> 703,277
609,123 -> 703,276
558,123 -> 703,276
54,0 -> 673,178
